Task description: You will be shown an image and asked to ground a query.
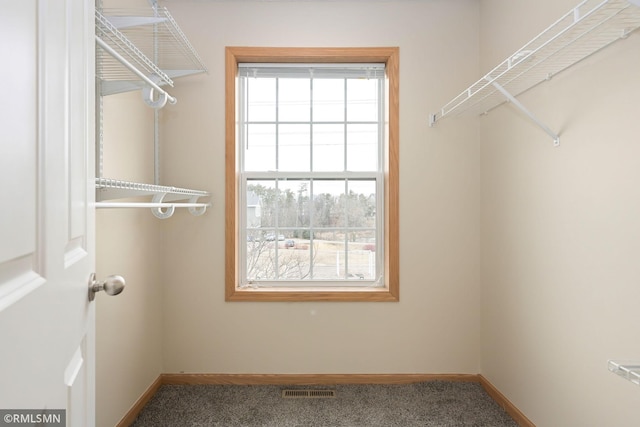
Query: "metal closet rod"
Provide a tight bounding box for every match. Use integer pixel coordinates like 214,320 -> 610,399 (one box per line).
95,36 -> 177,105
95,202 -> 209,208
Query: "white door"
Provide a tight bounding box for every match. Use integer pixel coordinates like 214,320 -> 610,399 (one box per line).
0,1 -> 96,426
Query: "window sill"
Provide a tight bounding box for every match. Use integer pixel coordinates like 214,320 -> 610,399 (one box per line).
226,285 -> 399,302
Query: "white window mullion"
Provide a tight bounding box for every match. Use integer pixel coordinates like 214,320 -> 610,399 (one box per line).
309,75 -> 314,172
343,78 -> 348,173
239,73 -> 248,284
376,75 -> 385,283
243,171 -> 378,180
275,77 -> 280,171
308,78 -> 315,279
344,178 -> 349,280
274,179 -> 280,280
343,78 -> 349,280
273,78 -> 280,280
309,179 -> 315,280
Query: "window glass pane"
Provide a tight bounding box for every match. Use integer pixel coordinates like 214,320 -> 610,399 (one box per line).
276,180 -> 310,228
278,244 -> 311,280
313,124 -> 344,172
313,79 -> 344,122
346,230 -> 376,280
246,187 -> 263,229
278,124 -> 310,171
246,238 -> 276,281
312,180 -> 346,228
346,124 -> 378,171
311,240 -> 345,280
279,78 -> 310,122
347,78 -> 378,122
247,180 -> 276,228
248,77 -> 275,122
346,180 -> 376,228
245,124 -> 276,171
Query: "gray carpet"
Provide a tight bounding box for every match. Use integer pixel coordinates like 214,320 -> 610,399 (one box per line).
131,381 -> 518,426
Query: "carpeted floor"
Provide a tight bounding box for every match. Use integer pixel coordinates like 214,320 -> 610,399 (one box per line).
131,381 -> 518,426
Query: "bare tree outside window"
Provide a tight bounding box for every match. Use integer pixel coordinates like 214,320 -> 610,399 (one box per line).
246,182 -> 376,281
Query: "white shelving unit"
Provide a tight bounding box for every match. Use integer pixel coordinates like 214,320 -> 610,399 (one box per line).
96,7 -> 207,97
608,360 -> 640,386
429,0 -> 640,146
95,4 -> 210,218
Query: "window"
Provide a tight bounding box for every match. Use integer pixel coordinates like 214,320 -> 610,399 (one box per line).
226,47 -> 399,301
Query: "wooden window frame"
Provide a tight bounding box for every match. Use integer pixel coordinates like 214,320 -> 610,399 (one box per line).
225,46 -> 399,302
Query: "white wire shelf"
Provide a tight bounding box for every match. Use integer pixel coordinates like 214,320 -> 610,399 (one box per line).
430,0 -> 640,146
95,5 -> 210,218
95,178 -> 211,219
608,360 -> 640,386
96,6 -> 208,97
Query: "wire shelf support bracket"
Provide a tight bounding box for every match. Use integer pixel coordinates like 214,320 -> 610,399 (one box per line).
429,0 -> 640,146
608,360 -> 640,386
490,79 -> 561,146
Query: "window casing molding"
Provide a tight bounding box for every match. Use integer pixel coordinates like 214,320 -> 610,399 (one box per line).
226,47 -> 399,302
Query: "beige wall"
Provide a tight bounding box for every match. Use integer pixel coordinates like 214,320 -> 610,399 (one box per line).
95,92 -> 164,425
157,0 -> 482,374
480,0 -> 640,426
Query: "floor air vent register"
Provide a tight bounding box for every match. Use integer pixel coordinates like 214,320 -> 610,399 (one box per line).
281,389 -> 336,399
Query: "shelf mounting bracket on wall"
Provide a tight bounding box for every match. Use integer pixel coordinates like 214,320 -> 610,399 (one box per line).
488,78 -> 560,146
608,360 -> 640,386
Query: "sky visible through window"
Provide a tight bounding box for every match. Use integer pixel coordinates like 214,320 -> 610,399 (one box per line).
244,76 -> 380,178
